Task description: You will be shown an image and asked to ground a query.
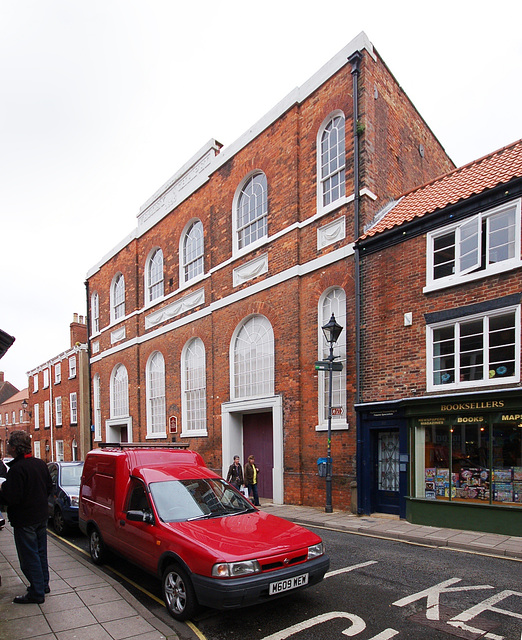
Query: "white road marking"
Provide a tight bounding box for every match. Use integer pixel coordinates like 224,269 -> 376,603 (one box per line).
325,560 -> 378,578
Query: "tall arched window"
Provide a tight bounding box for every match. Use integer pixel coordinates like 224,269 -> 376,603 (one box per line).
318,112 -> 346,210
146,248 -> 164,303
93,374 -> 102,441
181,220 -> 204,283
110,364 -> 129,418
111,273 -> 125,321
91,292 -> 100,334
232,315 -> 274,399
146,351 -> 166,437
235,172 -> 268,252
318,287 -> 347,427
182,338 -> 207,435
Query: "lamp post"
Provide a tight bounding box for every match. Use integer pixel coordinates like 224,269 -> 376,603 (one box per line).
21,399 -> 32,431
321,313 -> 343,514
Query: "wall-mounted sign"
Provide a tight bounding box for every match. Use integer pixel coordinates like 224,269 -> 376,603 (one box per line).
169,416 -> 178,434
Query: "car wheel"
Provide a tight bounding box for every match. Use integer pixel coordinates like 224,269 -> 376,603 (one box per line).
89,527 -> 107,565
53,508 -> 67,536
162,564 -> 198,620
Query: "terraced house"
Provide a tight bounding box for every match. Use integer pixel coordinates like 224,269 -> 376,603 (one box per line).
357,140 -> 522,534
85,32 -> 455,510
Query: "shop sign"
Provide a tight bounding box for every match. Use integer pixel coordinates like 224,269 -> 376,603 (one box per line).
440,400 -> 504,412
418,417 -> 445,426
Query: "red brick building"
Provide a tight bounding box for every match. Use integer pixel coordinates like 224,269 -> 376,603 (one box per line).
86,33 -> 454,509
357,140 -> 522,534
0,386 -> 28,459
26,315 -> 91,463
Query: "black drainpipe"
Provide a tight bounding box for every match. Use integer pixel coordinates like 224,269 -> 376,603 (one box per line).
348,50 -> 364,515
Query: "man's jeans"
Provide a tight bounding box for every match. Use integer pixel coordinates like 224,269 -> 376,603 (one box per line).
13,520 -> 49,598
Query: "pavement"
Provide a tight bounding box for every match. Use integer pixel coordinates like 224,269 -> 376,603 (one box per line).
1,504 -> 522,640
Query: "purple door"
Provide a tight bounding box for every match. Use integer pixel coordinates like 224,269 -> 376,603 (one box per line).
243,413 -> 273,499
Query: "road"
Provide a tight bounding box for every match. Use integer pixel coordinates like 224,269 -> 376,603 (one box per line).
58,524 -> 522,640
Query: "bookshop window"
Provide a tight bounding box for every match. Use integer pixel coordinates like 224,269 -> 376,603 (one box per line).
416,420 -> 522,505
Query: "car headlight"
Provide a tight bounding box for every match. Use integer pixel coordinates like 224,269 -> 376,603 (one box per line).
70,495 -> 79,507
212,559 -> 261,577
307,542 -> 325,559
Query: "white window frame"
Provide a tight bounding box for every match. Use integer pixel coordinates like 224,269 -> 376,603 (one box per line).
55,397 -> 62,426
93,374 -> 101,441
33,374 -> 38,393
70,392 -> 78,424
426,305 -> 520,392
34,403 -> 40,430
43,368 -> 49,389
181,338 -> 207,437
180,220 -> 204,285
12,411 -> 15,424
91,292 -> 100,334
232,171 -> 268,256
146,248 -> 164,304
110,364 -> 129,418
111,273 -> 126,322
317,287 -> 348,431
34,440 -> 41,458
56,440 -> 64,462
69,356 -> 77,379
231,315 -> 274,400
54,362 -> 61,384
317,110 -> 347,215
145,351 -> 166,438
425,198 -> 521,292
44,400 -> 50,428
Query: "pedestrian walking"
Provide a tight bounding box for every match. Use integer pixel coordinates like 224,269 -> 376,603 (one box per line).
244,454 -> 260,506
0,430 -> 53,603
226,455 -> 244,489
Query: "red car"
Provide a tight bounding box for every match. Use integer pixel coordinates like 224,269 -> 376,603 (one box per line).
79,444 -> 329,620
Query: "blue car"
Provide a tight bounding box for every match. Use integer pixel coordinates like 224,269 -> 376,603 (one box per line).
48,461 -> 84,535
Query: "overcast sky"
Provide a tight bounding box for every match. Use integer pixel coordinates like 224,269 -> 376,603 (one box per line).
1,0 -> 521,390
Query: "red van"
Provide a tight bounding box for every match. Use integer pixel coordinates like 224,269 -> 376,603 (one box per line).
79,444 -> 329,620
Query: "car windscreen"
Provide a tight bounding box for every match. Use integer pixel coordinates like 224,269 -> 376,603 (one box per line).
60,465 -> 84,487
149,477 -> 255,523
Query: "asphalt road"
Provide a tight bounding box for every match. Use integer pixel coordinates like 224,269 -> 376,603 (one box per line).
56,524 -> 522,640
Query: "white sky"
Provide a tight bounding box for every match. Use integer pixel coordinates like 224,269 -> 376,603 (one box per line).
1,0 -> 521,390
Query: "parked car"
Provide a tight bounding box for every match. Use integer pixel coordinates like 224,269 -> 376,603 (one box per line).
48,461 -> 84,535
79,445 -> 329,620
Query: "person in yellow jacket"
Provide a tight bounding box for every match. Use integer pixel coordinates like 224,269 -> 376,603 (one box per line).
244,455 -> 260,506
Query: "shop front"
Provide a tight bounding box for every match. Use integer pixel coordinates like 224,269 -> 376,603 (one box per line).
407,390 -> 522,535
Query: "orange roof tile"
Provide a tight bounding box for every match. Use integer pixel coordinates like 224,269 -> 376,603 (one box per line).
362,139 -> 522,239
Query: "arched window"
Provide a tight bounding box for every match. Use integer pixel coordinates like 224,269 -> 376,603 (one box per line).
110,364 -> 128,418
146,248 -> 164,303
235,172 -> 268,252
91,292 -> 100,334
93,374 -> 102,441
182,338 -> 207,435
181,220 -> 204,283
318,287 -> 347,427
111,273 -> 125,321
146,352 -> 166,437
232,315 -> 274,399
318,112 -> 346,210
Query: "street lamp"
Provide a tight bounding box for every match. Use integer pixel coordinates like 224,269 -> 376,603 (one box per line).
321,313 -> 343,514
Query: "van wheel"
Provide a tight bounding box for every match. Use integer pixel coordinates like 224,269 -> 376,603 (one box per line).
89,527 -> 107,565
162,564 -> 198,620
53,508 -> 67,536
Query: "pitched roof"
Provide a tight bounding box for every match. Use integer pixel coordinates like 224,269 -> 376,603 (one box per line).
362,139 -> 522,239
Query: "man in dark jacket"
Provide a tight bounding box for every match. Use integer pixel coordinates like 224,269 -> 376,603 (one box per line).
0,430 -> 53,603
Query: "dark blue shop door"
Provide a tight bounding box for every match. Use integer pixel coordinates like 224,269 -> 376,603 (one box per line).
372,429 -> 400,515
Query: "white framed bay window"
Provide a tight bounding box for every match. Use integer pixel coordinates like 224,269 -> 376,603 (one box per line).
427,303 -> 520,391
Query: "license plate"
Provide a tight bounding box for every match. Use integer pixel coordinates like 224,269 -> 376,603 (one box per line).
269,573 -> 309,595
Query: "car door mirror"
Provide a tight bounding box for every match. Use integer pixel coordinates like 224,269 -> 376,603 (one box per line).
127,509 -> 154,524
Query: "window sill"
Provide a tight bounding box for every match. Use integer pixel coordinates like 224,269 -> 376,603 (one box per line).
315,422 -> 349,431
424,260 -> 522,293
180,429 -> 208,438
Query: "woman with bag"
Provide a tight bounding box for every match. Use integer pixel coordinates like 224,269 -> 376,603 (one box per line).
226,455 -> 244,490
